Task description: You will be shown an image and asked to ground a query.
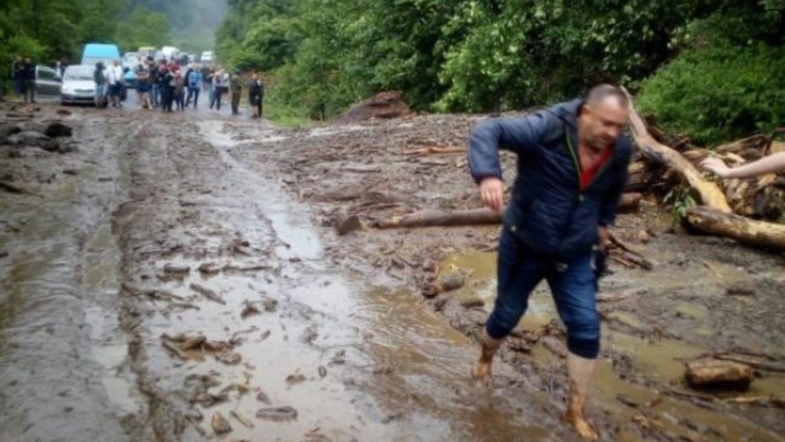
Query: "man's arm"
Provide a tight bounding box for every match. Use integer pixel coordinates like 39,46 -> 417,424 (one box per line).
467,113 -> 546,184
701,152 -> 785,179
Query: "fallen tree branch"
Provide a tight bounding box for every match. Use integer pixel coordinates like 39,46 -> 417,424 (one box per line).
373,193 -> 642,229
622,88 -> 732,213
685,206 -> 785,251
403,145 -> 465,156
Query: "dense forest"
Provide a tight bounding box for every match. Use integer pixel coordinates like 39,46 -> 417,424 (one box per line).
0,0 -> 224,80
216,0 -> 785,144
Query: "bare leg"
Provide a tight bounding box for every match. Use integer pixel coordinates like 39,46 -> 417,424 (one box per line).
564,353 -> 599,440
472,329 -> 503,386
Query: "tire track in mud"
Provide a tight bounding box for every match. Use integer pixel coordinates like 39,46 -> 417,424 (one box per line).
0,115 -> 146,442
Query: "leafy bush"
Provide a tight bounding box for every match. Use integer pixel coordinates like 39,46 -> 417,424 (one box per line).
637,42 -> 785,145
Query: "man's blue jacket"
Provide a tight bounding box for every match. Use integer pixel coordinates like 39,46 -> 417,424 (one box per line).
468,99 -> 633,260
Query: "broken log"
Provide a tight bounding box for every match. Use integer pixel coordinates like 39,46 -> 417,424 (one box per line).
685,206 -> 785,251
684,359 -> 753,390
403,146 -> 465,156
374,193 -> 642,229
622,88 -> 732,213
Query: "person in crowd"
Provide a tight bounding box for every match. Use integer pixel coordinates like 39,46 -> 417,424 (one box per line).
12,56 -> 25,101
94,62 -> 107,108
209,67 -> 224,111
158,65 -> 174,112
106,60 -> 124,108
174,70 -> 186,111
23,58 -> 36,104
230,72 -> 242,116
186,65 -> 202,108
201,64 -> 211,91
135,60 -> 152,110
248,71 -> 264,119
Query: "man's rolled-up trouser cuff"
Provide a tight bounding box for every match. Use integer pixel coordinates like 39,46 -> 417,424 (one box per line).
567,336 -> 600,359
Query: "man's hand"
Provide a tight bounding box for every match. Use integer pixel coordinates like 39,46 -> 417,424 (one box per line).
479,177 -> 505,213
700,157 -> 731,178
598,226 -> 610,254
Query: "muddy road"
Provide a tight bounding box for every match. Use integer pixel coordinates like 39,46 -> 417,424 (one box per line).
0,103 -> 783,442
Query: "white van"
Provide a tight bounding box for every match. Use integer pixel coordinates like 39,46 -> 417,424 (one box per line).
161,46 -> 180,61
200,51 -> 214,64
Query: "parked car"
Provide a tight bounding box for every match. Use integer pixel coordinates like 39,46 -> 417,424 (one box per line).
34,65 -> 62,101
60,65 -> 99,105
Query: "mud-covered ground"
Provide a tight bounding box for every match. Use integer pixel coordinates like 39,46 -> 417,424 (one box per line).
0,102 -> 783,442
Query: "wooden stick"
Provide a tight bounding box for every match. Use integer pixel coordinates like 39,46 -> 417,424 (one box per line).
622,88 -> 732,213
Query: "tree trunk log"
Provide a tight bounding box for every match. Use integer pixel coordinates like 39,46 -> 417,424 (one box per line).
685,206 -> 785,250
373,193 -> 641,229
684,358 -> 753,390
622,88 -> 732,213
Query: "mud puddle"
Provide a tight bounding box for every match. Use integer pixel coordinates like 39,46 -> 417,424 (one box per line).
129,120 -> 578,441
440,249 -> 785,441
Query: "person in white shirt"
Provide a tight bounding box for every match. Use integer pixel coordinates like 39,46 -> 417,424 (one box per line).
106,60 -> 125,108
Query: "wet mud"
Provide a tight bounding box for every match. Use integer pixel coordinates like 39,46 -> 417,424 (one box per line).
0,103 -> 783,442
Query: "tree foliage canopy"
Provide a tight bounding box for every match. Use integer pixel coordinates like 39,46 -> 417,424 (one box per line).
217,0 -> 785,143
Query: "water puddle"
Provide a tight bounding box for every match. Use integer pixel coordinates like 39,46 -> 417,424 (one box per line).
441,249 -> 785,441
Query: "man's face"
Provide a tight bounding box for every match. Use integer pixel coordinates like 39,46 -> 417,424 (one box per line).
579,97 -> 628,151
25,58 -> 31,63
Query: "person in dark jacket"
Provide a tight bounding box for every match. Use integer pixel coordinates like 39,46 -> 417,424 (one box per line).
12,56 -> 25,100
23,58 -> 36,103
248,71 -> 264,119
468,84 -> 632,441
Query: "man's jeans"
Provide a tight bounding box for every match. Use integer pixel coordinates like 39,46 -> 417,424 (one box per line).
485,227 -> 601,359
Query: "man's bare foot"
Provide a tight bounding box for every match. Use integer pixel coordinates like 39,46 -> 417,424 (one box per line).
472,357 -> 493,387
564,398 -> 599,440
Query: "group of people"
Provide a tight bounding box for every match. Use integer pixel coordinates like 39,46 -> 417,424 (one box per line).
92,55 -> 265,118
11,56 -> 37,103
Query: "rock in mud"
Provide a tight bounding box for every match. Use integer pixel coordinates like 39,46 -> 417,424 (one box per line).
56,108 -> 72,116
263,299 -> 278,312
0,123 -> 21,140
44,122 -> 72,138
230,410 -> 254,429
256,406 -> 298,422
215,350 -> 243,365
211,412 -> 233,434
286,372 -> 306,386
255,389 -> 272,404
684,359 -> 753,390
241,302 -> 262,319
422,270 -> 466,298
198,262 -> 222,274
318,366 -> 327,378
333,209 -> 363,236
6,131 -> 56,151
164,263 -> 191,274
333,90 -> 412,124
460,298 -> 485,309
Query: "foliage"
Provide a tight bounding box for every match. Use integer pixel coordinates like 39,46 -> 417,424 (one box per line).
214,0 -> 785,143
116,6 -> 171,52
637,42 -> 785,145
663,185 -> 697,223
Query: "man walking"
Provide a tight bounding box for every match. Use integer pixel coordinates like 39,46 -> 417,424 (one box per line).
468,84 -> 632,440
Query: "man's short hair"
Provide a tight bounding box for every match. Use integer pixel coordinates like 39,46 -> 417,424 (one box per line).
585,84 -> 628,108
